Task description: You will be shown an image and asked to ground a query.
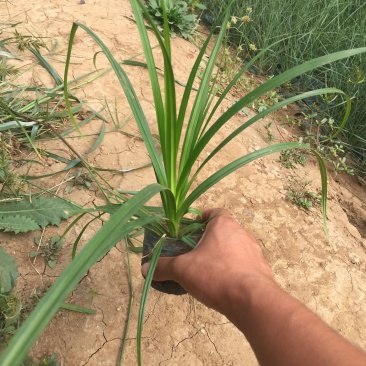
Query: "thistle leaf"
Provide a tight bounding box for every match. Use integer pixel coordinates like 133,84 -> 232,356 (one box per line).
0,248 -> 19,294
0,215 -> 39,234
0,197 -> 78,232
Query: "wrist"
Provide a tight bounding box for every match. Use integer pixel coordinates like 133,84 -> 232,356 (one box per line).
222,275 -> 279,324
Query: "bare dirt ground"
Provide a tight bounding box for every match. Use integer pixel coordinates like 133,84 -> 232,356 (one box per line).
1,0 -> 366,365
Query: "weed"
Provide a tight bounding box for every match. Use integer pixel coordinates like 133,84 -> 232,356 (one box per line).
264,122 -> 275,142
252,90 -> 280,112
0,25 -> 47,78
214,55 -> 256,97
145,0 -> 204,39
21,353 -> 60,366
0,24 -> 46,83
0,249 -> 59,363
278,148 -> 308,169
29,236 -> 65,269
0,134 -> 25,198
188,0 -> 206,12
225,7 -> 255,55
283,114 -> 355,175
64,169 -> 96,194
287,178 -> 320,210
0,197 -> 77,234
0,292 -> 21,349
11,29 -> 47,53
0,62 -> 20,79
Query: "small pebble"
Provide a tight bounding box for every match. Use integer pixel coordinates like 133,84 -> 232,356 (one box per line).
348,252 -> 361,265
80,0 -> 85,4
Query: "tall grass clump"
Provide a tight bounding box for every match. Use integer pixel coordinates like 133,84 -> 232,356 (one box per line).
202,0 -> 366,174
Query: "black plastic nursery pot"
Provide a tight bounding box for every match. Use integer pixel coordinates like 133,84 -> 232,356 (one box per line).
142,227 -> 202,295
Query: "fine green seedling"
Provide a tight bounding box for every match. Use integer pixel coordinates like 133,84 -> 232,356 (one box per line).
2,0 -> 366,365
21,353 -> 60,366
264,122 -> 275,142
64,169 -> 96,194
287,178 -> 320,211
278,148 -> 308,169
301,115 -> 355,175
29,236 -> 65,269
282,114 -> 355,174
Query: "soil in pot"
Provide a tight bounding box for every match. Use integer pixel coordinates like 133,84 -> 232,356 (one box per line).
142,227 -> 202,295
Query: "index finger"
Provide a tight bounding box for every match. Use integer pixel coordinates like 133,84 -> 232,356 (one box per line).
200,207 -> 232,223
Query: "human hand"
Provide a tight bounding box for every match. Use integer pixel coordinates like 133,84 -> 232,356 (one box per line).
141,208 -> 274,316
142,209 -> 366,366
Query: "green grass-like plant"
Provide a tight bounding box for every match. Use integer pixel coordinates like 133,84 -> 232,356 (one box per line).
203,0 -> 366,174
1,0 -> 366,365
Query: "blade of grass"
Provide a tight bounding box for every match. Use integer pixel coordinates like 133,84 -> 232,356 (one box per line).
29,47 -> 63,86
87,122 -> 105,154
176,46 -> 366,200
60,303 -> 96,314
177,88 -> 349,204
71,213 -> 104,259
179,5 -> 233,171
0,98 -> 42,160
176,0 -> 236,145
60,109 -> 102,136
179,142 -> 309,217
130,0 -> 181,232
161,0 -> 177,193
117,238 -> 135,366
137,236 -> 165,366
311,149 -> 329,243
64,22 -> 167,187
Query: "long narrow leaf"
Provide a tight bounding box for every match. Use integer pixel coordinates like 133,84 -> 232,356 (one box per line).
177,88 -> 349,204
29,47 -> 63,86
117,239 -> 135,366
0,99 -> 42,160
178,6 -> 233,171
137,236 -> 165,366
179,142 -> 308,217
203,48 -> 366,146
129,0 -> 166,152
63,22 -> 167,187
176,0 -> 237,146
161,0 -> 178,193
60,122 -> 106,170
202,40 -> 286,134
176,46 -> 366,199
311,149 -> 329,243
130,0 -> 180,228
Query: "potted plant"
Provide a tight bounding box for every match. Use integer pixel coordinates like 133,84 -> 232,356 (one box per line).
1,0 -> 365,365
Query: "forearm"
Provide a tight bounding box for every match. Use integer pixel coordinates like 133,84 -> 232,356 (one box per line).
226,278 -> 366,366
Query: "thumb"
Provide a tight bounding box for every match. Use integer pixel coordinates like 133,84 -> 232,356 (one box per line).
141,257 -> 178,282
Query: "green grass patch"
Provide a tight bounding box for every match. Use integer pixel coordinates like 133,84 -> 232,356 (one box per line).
202,0 -> 366,174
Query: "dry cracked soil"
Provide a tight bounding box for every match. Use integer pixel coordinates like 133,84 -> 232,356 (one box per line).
1,0 -> 366,365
